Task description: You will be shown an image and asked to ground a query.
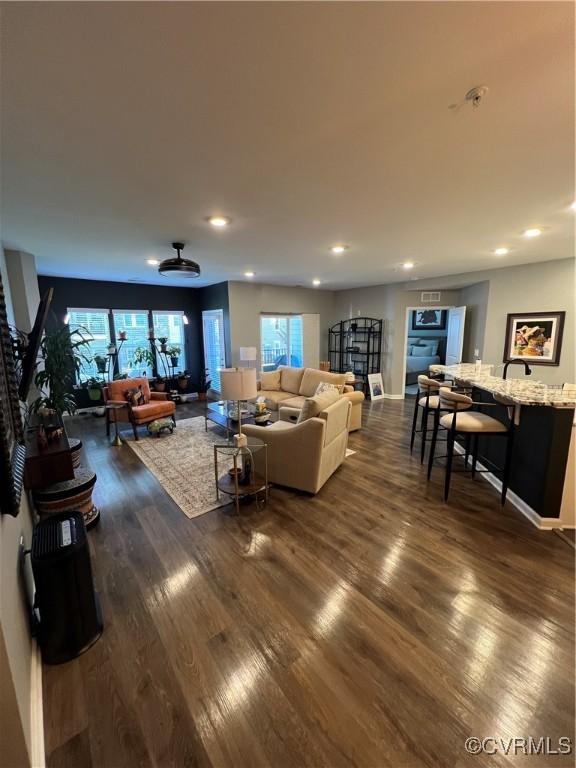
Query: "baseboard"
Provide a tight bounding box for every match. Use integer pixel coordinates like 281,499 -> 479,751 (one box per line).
452,444 -> 563,530
30,640 -> 45,767
382,393 -> 404,400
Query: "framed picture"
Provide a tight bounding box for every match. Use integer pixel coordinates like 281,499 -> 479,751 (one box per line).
368,372 -> 385,400
412,309 -> 446,331
503,311 -> 565,366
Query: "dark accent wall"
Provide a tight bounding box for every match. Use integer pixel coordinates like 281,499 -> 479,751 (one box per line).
38,276 -> 203,381
199,282 -> 231,366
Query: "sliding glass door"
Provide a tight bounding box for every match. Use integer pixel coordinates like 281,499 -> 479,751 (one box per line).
260,315 -> 303,371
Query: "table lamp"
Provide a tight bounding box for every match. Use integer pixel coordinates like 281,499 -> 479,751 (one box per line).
220,367 -> 258,447
239,347 -> 257,368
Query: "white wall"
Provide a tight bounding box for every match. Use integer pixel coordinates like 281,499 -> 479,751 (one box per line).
228,282 -> 337,367
0,250 -> 42,767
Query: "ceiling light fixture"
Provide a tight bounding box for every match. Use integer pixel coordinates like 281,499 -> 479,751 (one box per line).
571,202 -> 576,211
494,247 -> 509,256
330,244 -> 349,255
158,242 -> 200,279
147,258 -> 159,266
312,278 -> 321,286
402,262 -> 414,270
523,228 -> 542,238
244,271 -> 255,278
208,216 -> 230,228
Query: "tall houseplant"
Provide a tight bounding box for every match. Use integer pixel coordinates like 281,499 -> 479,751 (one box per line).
30,325 -> 92,417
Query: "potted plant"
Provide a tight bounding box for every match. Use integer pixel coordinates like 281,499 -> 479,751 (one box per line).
30,325 -> 91,419
197,368 -> 212,401
153,375 -> 166,392
132,346 -> 155,376
86,376 -> 103,402
166,345 -> 181,368
158,336 -> 168,353
177,370 -> 190,392
93,354 -> 108,374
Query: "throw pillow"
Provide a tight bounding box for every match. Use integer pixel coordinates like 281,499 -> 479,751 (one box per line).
315,382 -> 341,396
407,346 -> 413,356
407,337 -> 421,346
124,386 -> 144,406
297,389 -> 340,423
428,340 -> 439,355
412,345 -> 433,358
260,370 -> 281,391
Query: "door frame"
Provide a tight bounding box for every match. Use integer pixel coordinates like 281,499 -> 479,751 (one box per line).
202,309 -> 226,395
401,306 -> 454,399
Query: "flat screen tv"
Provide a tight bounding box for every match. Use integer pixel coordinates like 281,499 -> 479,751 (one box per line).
18,287 -> 53,402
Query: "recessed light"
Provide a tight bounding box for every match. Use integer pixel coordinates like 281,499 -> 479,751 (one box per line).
402,262 -> 414,270
244,271 -> 255,278
330,244 -> 349,255
208,216 -> 230,228
147,259 -> 160,266
523,228 -> 542,238
571,202 -> 576,211
312,278 -> 321,286
494,247 -> 509,256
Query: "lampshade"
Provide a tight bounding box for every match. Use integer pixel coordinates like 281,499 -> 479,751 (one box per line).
220,368 -> 257,400
239,346 -> 257,362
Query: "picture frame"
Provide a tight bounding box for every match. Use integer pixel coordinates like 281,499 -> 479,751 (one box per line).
412,309 -> 446,331
503,311 -> 565,366
368,372 -> 385,400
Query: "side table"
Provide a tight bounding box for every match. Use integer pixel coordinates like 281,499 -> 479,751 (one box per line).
105,403 -> 127,447
214,437 -> 268,514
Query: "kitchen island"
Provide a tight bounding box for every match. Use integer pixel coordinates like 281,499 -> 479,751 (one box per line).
430,364 -> 576,525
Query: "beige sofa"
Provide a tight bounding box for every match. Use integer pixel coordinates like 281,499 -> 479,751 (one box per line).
243,396 -> 351,493
257,366 -> 364,431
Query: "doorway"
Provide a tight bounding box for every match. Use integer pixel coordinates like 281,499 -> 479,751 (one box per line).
403,306 -> 466,396
202,309 -> 225,394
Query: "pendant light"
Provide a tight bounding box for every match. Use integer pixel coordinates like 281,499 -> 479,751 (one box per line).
158,242 -> 201,278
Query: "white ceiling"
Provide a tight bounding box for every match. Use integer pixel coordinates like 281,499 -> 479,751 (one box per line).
1,1 -> 574,289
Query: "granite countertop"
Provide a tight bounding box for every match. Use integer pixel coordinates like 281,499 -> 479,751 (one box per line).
429,364 -> 576,408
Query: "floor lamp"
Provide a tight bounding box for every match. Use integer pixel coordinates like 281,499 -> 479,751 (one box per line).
220,368 -> 258,447
239,347 -> 257,368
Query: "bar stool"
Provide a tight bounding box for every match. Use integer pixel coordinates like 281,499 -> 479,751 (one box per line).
410,375 -> 464,464
427,387 -> 515,503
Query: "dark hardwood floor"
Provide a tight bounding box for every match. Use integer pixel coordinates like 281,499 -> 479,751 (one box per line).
43,399 -> 575,768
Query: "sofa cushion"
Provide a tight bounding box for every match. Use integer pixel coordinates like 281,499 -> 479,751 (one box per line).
259,390 -> 294,410
278,366 -> 304,393
299,368 -> 347,397
260,370 -> 281,391
281,395 -> 308,410
297,389 -> 341,423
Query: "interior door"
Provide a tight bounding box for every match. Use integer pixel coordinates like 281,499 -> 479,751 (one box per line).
445,306 -> 466,366
202,309 -> 225,393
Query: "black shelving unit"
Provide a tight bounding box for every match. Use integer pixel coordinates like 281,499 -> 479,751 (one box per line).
328,317 -> 383,397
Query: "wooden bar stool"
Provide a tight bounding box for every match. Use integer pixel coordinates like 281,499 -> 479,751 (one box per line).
409,375 -> 455,464
427,387 -> 515,503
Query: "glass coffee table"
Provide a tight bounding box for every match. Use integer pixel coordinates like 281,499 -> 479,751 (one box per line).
205,401 -> 273,438
214,436 -> 269,514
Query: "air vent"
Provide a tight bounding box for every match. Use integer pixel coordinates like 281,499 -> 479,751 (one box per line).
420,291 -> 441,303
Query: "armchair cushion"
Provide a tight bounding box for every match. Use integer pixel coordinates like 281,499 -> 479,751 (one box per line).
106,377 -> 152,403
131,401 -> 176,423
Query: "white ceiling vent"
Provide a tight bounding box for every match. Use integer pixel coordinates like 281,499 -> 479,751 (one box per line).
420,291 -> 441,303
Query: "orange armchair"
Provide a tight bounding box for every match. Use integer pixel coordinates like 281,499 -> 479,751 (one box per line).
103,377 -> 176,441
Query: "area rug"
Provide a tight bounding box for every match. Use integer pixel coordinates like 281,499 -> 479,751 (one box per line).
127,416 -> 229,519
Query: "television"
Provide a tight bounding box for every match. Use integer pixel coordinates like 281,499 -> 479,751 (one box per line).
18,287 -> 53,402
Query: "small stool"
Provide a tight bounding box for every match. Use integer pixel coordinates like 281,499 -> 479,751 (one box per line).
33,469 -> 100,529
68,438 -> 83,469
147,418 -> 175,437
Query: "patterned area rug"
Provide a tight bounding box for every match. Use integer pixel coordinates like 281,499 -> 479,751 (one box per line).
127,416 -> 229,519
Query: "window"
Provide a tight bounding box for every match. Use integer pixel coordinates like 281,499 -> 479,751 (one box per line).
113,310 -> 153,377
260,315 -> 303,371
152,311 -> 186,374
67,308 -> 111,381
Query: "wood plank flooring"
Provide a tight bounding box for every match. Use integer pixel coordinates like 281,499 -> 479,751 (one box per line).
43,400 -> 575,768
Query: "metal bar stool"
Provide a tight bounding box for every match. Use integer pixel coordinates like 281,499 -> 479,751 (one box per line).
409,375 -> 455,464
427,387 -> 515,503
